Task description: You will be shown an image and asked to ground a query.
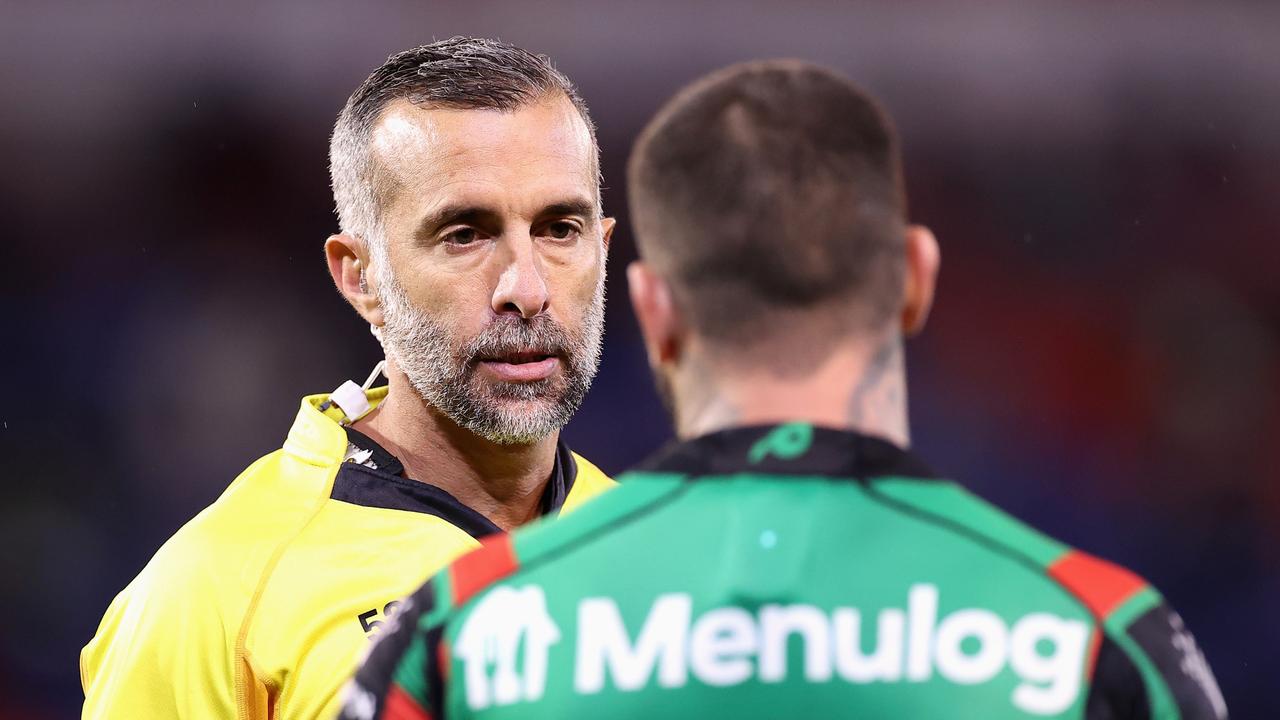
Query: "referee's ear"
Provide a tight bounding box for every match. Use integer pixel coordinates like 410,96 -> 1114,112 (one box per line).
627,260 -> 683,369
325,233 -> 385,330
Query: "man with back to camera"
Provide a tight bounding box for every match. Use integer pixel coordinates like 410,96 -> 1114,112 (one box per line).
80,37 -> 618,719
340,60 -> 1228,719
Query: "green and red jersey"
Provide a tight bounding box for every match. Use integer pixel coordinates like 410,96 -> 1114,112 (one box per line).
339,424 -> 1227,719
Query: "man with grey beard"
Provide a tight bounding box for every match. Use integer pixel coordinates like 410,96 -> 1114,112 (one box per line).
81,37 -> 616,720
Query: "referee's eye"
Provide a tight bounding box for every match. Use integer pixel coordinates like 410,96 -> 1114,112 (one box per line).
544,221 -> 581,241
444,227 -> 480,246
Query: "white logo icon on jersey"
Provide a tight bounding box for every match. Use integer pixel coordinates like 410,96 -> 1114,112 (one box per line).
454,585 -> 561,711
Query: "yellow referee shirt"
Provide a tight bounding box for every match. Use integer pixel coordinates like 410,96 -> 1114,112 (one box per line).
80,387 -> 614,719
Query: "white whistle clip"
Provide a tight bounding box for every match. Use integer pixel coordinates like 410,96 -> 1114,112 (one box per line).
328,360 -> 386,425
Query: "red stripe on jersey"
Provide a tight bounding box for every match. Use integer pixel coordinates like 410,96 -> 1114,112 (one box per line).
1048,550 -> 1147,619
450,533 -> 519,606
1084,623 -> 1104,678
385,684 -> 432,720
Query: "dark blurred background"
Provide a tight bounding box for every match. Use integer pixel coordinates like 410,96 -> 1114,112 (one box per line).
3,1 -> 1277,716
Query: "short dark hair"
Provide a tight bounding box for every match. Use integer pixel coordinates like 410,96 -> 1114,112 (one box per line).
330,37 -> 599,244
627,60 -> 907,349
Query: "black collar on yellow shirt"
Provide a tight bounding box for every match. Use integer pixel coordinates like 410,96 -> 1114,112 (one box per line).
329,427 -> 580,539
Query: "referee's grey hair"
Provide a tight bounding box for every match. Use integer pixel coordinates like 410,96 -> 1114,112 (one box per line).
329,37 -> 600,252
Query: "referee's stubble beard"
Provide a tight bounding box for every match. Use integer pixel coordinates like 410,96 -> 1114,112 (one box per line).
376,257 -> 605,446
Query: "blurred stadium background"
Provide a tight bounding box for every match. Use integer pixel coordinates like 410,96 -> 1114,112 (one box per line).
2,1 -> 1277,716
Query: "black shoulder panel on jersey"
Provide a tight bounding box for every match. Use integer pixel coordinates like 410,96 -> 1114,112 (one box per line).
1128,602 -> 1228,720
1087,601 -> 1227,720
1086,634 -> 1150,720
338,580 -> 438,720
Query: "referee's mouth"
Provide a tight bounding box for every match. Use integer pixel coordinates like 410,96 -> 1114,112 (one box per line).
476,350 -> 561,383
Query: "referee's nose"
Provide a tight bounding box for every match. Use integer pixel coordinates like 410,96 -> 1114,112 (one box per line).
491,235 -> 550,319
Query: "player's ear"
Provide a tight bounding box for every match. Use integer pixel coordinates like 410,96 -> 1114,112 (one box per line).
627,260 -> 683,368
325,233 -> 385,329
900,224 -> 940,337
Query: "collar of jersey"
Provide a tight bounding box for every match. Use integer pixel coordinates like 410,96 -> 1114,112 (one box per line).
629,423 -> 939,482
